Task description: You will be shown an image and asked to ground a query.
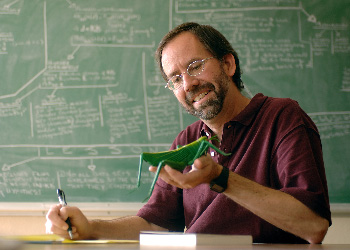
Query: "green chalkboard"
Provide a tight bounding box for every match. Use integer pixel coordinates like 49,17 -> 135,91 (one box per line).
0,0 -> 349,204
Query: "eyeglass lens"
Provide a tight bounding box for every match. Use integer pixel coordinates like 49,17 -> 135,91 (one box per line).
167,57 -> 213,90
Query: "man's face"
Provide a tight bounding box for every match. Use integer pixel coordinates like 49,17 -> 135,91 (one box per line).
161,32 -> 231,120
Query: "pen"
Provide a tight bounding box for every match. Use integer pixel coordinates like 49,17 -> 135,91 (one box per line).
57,189 -> 73,239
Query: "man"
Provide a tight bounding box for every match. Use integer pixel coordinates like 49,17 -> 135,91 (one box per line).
46,22 -> 331,243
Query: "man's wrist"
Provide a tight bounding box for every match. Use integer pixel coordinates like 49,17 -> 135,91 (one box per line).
209,166 -> 229,193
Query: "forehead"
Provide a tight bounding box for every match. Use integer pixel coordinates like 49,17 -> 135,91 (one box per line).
161,32 -> 210,75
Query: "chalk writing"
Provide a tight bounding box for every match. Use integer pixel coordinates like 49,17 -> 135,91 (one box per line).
342,67 -> 350,92
309,112 -> 350,140
0,0 -> 348,203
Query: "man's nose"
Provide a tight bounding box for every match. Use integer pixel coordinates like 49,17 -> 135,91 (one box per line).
182,73 -> 199,92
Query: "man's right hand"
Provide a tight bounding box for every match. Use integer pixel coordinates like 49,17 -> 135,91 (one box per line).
45,204 -> 92,240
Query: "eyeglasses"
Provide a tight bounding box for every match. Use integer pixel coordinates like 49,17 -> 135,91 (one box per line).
165,57 -> 215,90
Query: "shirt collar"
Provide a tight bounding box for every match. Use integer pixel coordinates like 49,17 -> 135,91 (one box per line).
232,93 -> 268,126
199,93 -> 268,137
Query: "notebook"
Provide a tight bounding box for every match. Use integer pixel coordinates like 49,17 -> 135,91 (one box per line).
139,231 -> 252,247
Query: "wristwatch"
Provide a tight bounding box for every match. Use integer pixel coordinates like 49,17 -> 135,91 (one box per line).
209,166 -> 229,193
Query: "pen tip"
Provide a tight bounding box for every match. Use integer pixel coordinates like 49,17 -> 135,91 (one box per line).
69,231 -> 73,240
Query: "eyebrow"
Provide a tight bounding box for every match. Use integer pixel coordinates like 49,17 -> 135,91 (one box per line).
166,57 -> 203,79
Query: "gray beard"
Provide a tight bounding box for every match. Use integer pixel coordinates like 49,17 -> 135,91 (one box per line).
189,97 -> 224,120
183,70 -> 230,120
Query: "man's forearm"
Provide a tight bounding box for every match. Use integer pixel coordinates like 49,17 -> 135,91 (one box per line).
89,216 -> 167,240
224,172 -> 329,243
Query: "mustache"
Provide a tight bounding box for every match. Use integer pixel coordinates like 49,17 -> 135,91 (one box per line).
185,82 -> 215,105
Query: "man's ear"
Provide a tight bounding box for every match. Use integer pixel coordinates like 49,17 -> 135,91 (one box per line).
222,53 -> 236,77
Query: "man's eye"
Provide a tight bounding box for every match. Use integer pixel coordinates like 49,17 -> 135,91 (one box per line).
172,75 -> 182,83
189,62 -> 202,73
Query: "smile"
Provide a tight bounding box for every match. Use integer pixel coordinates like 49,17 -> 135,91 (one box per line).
193,91 -> 210,102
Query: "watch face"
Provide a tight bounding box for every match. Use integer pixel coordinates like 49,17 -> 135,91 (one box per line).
210,183 -> 225,193
210,166 -> 229,193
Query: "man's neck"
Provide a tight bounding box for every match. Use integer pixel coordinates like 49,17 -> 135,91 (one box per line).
203,90 -> 250,141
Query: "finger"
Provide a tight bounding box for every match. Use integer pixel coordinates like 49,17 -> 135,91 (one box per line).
149,164 -> 208,189
45,220 -> 68,236
192,155 -> 212,169
46,204 -> 62,220
149,166 -> 171,181
59,206 -> 70,222
46,204 -> 69,230
167,162 -> 219,187
193,155 -> 222,181
45,219 -> 54,234
148,165 -> 181,188
162,165 -> 183,178
47,217 -> 77,240
148,166 -> 158,173
162,165 -> 202,188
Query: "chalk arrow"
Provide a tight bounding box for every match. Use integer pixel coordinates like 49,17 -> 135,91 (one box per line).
88,159 -> 96,171
1,157 -> 38,171
2,164 -> 11,171
307,15 -> 317,23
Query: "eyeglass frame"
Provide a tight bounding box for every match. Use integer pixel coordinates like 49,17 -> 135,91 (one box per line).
165,57 -> 215,90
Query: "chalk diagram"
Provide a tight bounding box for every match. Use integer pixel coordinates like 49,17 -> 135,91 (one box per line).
0,0 -> 349,201
0,0 -> 172,200
173,0 -> 350,141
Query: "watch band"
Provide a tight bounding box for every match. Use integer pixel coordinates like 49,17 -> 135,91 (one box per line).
209,166 -> 229,193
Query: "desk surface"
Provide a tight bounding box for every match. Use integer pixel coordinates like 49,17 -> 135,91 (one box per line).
13,244 -> 350,250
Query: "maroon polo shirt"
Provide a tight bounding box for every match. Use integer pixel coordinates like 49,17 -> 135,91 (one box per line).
137,93 -> 331,243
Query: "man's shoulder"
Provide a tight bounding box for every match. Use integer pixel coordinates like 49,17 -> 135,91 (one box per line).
260,95 -> 318,132
245,94 -> 303,123
247,93 -> 301,114
264,96 -> 300,110
259,95 -> 306,120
